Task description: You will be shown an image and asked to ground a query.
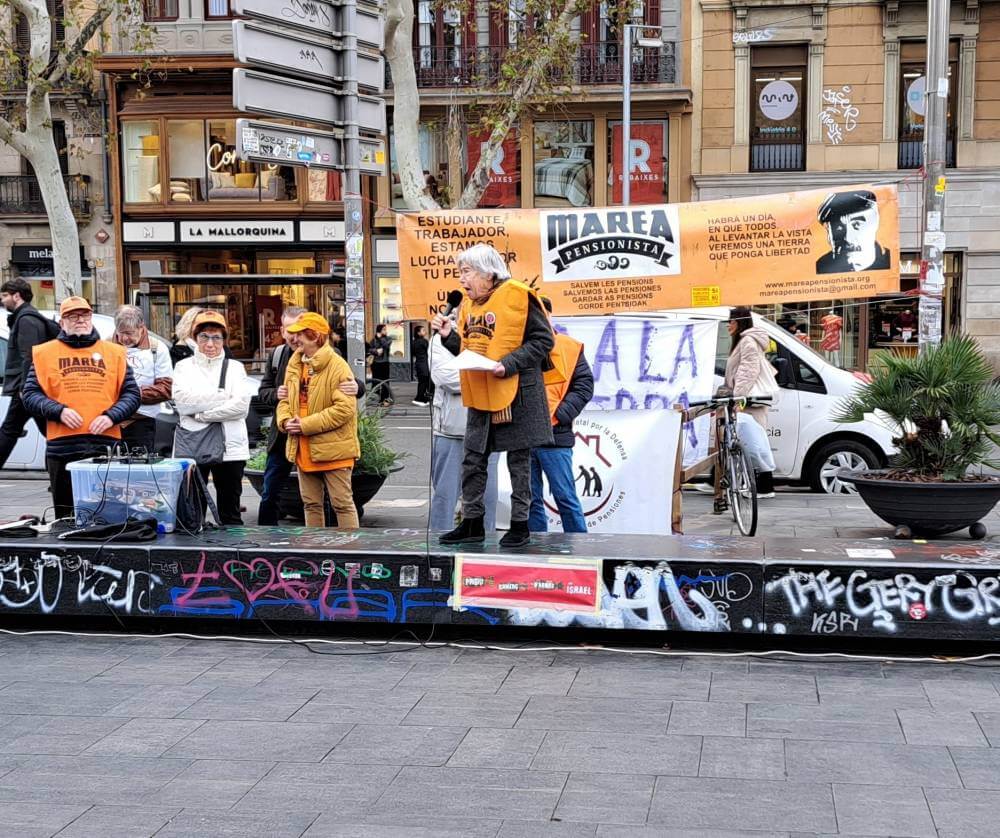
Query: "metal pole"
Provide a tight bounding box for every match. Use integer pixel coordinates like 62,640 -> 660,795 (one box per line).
918,0 -> 949,353
341,0 -> 368,386
622,24 -> 632,206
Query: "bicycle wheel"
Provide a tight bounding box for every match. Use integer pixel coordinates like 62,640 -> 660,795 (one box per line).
726,443 -> 758,536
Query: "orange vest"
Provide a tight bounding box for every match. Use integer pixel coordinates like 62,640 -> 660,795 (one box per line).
544,333 -> 583,424
31,339 -> 127,441
457,280 -> 533,413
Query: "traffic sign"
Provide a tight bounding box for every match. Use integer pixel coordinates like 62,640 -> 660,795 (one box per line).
235,119 -> 386,174
233,0 -> 385,50
233,68 -> 386,134
233,20 -> 384,93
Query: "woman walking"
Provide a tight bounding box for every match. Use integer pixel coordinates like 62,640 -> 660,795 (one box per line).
277,312 -> 360,529
172,311 -> 251,525
411,324 -> 431,406
725,306 -> 779,499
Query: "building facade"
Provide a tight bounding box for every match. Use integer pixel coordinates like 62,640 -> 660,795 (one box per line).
372,0 -> 691,366
691,0 -> 1000,370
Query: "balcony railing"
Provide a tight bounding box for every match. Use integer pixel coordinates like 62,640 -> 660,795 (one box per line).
0,174 -> 91,217
750,130 -> 805,172
898,132 -> 956,169
391,41 -> 677,89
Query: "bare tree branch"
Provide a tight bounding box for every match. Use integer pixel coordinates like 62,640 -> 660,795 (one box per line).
45,0 -> 118,86
0,113 -> 29,157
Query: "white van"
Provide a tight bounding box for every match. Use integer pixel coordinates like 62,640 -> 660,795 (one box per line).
650,308 -> 896,494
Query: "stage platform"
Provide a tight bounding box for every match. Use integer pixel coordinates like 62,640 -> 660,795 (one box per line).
1,526 -> 998,640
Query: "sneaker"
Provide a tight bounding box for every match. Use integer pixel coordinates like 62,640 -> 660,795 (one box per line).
411,399 -> 429,406
757,492 -> 776,499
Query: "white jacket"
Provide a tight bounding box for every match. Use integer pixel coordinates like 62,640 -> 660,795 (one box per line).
430,333 -> 467,438
172,351 -> 251,462
126,338 -> 173,420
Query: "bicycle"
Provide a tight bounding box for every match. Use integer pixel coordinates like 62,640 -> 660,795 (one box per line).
687,394 -> 772,537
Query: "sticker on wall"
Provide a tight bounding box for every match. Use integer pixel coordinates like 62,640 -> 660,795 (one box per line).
759,80 -> 799,121
906,76 -> 927,116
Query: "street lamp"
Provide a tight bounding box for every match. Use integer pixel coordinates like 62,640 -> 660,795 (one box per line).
622,24 -> 667,206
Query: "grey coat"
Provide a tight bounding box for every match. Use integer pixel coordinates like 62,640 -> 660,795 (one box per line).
443,290 -> 554,454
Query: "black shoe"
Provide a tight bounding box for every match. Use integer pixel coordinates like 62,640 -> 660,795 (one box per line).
440,516 -> 485,545
499,521 -> 530,549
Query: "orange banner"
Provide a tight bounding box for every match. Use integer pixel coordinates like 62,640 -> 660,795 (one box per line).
396,184 -> 900,318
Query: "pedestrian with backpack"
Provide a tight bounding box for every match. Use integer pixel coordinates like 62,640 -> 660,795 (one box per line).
0,278 -> 59,468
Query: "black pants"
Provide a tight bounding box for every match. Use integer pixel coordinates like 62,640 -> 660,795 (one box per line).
121,416 -> 156,455
415,374 -> 433,403
0,391 -> 46,469
46,445 -> 106,521
372,363 -> 393,403
199,460 -> 245,526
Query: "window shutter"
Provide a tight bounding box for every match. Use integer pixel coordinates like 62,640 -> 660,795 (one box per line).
14,13 -> 30,57
50,0 -> 65,49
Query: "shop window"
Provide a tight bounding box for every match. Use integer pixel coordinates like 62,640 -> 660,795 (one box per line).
750,46 -> 806,172
307,169 -> 343,203
389,121 -> 447,209
206,120 -> 295,202
144,0 -> 178,20
466,129 -> 520,208
122,120 -> 162,204
205,0 -> 234,19
898,40 -> 958,169
167,120 -> 206,202
533,120 -> 594,207
607,119 -> 668,205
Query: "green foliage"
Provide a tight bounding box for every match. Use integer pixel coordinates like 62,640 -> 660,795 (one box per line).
835,336 -> 1000,480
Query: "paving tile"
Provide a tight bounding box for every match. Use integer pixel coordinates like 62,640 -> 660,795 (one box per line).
448,728 -> 546,769
150,810 -> 319,838
922,679 -> 1000,711
747,702 -> 903,743
709,673 -> 817,705
973,711 -> 1000,746
257,660 -> 411,691
497,666 -> 578,696
177,685 -> 319,721
84,718 -> 205,758
50,804 -> 182,838
161,720 -> 353,762
554,772 -> 654,825
832,783 -> 935,837
0,682 -> 145,715
90,656 -> 221,685
402,692 -> 527,728
648,776 -> 836,833
551,652 -> 683,671
500,822 -> 596,837
667,701 -> 745,737
698,736 -> 786,780
102,685 -> 216,718
531,729 -> 700,775
949,746 -> 1000,789
184,661 -> 286,689
678,657 -> 749,675
0,715 -> 128,756
456,648 -> 558,667
302,812 -> 502,837
784,740 -> 961,787
141,759 -> 276,810
323,725 -> 468,766
748,659 -> 884,679
396,663 -> 513,694
0,802 -> 91,838
516,695 -> 670,734
924,786 -> 1000,837
288,689 -> 425,725
569,667 -> 709,701
598,829 -> 788,838
882,662 -> 999,682
376,766 -> 566,821
0,656 -> 124,684
815,676 -> 931,710
161,640 -> 268,659
233,762 -> 400,813
898,709 -> 989,746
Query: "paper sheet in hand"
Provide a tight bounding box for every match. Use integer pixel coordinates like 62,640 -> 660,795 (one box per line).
442,350 -> 498,372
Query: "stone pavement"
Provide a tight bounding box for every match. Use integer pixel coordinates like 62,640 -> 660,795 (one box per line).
2,632 -> 1000,836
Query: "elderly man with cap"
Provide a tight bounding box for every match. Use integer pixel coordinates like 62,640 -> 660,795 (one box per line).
816,189 -> 891,274
277,312 -> 360,529
22,297 -> 141,520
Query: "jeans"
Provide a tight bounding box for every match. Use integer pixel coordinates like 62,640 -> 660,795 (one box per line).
0,391 -> 46,469
198,460 -> 245,526
298,466 -> 358,529
257,449 -> 294,526
430,435 -> 498,531
529,446 -> 587,533
463,445 -> 530,523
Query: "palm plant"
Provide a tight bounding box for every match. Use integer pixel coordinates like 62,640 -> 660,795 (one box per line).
835,336 -> 1000,481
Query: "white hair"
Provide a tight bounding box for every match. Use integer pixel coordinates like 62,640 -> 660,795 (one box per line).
114,304 -> 144,331
456,244 -> 511,282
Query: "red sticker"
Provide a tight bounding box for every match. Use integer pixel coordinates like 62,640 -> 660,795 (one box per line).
909,603 -> 927,620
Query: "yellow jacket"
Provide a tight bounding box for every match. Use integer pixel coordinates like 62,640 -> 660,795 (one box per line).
277,344 -> 360,465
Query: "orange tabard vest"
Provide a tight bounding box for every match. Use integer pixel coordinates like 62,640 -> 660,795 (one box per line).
31,339 -> 127,441
457,280 -> 532,413
544,333 -> 583,424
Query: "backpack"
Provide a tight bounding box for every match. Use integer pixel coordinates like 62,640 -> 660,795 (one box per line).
174,461 -> 221,534
18,309 -> 60,342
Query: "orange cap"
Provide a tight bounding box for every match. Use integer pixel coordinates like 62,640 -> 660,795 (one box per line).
192,310 -> 228,335
286,312 -> 330,335
59,296 -> 92,317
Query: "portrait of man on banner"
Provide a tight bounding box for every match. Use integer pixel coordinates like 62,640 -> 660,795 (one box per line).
815,189 -> 892,274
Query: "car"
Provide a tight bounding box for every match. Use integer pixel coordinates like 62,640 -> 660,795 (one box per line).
0,311 -> 264,470
639,308 -> 897,494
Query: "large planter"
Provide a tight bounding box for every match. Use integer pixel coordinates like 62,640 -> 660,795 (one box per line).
246,466 -> 400,523
840,469 -> 1000,538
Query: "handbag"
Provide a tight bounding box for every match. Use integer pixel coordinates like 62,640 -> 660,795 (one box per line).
753,354 -> 780,398
175,461 -> 221,533
173,359 -> 229,465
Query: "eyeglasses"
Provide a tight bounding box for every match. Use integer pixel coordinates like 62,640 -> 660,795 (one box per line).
196,333 -> 225,344
64,312 -> 92,322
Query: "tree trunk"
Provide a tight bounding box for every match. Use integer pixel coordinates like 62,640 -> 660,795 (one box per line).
446,103 -> 465,207
384,0 -> 441,211
29,125 -> 81,302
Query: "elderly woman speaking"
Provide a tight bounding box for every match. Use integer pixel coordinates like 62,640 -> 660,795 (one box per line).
431,243 -> 554,548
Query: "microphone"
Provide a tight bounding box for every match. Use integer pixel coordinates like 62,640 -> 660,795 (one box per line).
440,289 -> 464,318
